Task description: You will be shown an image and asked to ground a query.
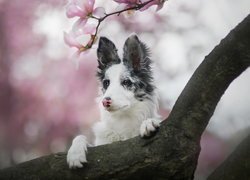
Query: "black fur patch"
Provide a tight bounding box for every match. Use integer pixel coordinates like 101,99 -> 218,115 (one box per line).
96,35 -> 155,101
97,37 -> 121,81
123,35 -> 155,100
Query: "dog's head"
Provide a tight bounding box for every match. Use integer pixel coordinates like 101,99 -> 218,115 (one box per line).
97,35 -> 154,113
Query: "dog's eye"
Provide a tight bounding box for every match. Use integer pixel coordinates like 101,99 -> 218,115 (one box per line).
103,79 -> 110,89
122,79 -> 132,87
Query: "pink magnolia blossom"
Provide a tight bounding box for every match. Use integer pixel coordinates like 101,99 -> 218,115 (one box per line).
65,0 -> 101,55
64,21 -> 96,51
72,18 -> 88,35
64,30 -> 95,67
83,24 -> 96,35
69,34 -> 96,68
64,31 -> 83,49
72,19 -> 97,39
66,0 -> 95,18
72,49 -> 89,69
92,7 -> 106,18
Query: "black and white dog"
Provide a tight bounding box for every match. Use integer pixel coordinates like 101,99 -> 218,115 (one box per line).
67,35 -> 161,168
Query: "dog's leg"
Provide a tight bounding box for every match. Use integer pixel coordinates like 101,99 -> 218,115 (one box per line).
67,135 -> 88,168
140,118 -> 161,137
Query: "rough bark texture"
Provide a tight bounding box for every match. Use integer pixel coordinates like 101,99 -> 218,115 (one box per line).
0,14 -> 250,180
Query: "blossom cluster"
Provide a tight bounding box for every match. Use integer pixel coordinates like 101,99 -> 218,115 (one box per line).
64,0 -> 166,57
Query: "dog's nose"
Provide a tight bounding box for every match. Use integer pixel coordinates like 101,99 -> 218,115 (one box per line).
102,97 -> 112,108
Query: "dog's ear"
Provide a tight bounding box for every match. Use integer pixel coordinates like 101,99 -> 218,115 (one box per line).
123,35 -> 150,71
97,37 -> 120,69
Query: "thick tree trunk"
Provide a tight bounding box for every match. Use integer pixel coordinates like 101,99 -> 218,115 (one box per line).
0,13 -> 250,180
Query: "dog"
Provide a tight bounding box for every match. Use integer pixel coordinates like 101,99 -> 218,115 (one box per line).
67,35 -> 161,168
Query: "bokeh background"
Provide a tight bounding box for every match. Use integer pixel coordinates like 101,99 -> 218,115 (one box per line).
0,0 -> 249,179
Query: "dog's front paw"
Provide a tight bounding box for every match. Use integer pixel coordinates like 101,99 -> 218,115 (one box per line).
140,118 -> 161,137
67,135 -> 88,169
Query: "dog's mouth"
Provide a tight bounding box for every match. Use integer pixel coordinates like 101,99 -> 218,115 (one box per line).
105,105 -> 128,112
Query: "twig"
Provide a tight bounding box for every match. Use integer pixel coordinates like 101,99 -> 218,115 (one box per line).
85,0 -> 156,50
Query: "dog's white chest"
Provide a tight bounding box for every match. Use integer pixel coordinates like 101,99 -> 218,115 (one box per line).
93,116 -> 141,145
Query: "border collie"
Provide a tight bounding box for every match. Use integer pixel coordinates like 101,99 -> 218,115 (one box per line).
67,35 -> 161,168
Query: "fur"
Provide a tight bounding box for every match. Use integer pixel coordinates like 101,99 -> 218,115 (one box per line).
67,35 -> 161,169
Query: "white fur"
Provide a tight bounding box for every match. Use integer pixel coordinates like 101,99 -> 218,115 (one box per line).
67,63 -> 161,168
67,135 -> 88,168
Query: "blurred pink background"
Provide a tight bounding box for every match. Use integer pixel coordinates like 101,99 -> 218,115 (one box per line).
0,0 -> 249,179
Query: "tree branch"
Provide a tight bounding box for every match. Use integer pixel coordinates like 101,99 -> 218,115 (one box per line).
167,13 -> 250,141
1,14 -> 250,180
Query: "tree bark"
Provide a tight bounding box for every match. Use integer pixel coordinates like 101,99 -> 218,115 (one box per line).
0,13 -> 250,180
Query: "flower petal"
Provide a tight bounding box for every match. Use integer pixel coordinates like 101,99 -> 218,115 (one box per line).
93,7 -> 106,18
64,31 -> 82,48
72,18 -> 88,36
72,48 -> 91,69
77,33 -> 92,46
83,24 -> 96,34
84,0 -> 95,14
66,4 -> 85,18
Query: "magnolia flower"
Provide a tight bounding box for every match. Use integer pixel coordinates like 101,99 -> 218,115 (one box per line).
64,29 -> 97,67
72,18 -> 88,36
67,33 -> 97,68
64,22 -> 96,49
64,31 -> 83,49
65,0 -> 105,58
66,0 -> 95,18
64,0 -> 166,59
92,7 -> 106,18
